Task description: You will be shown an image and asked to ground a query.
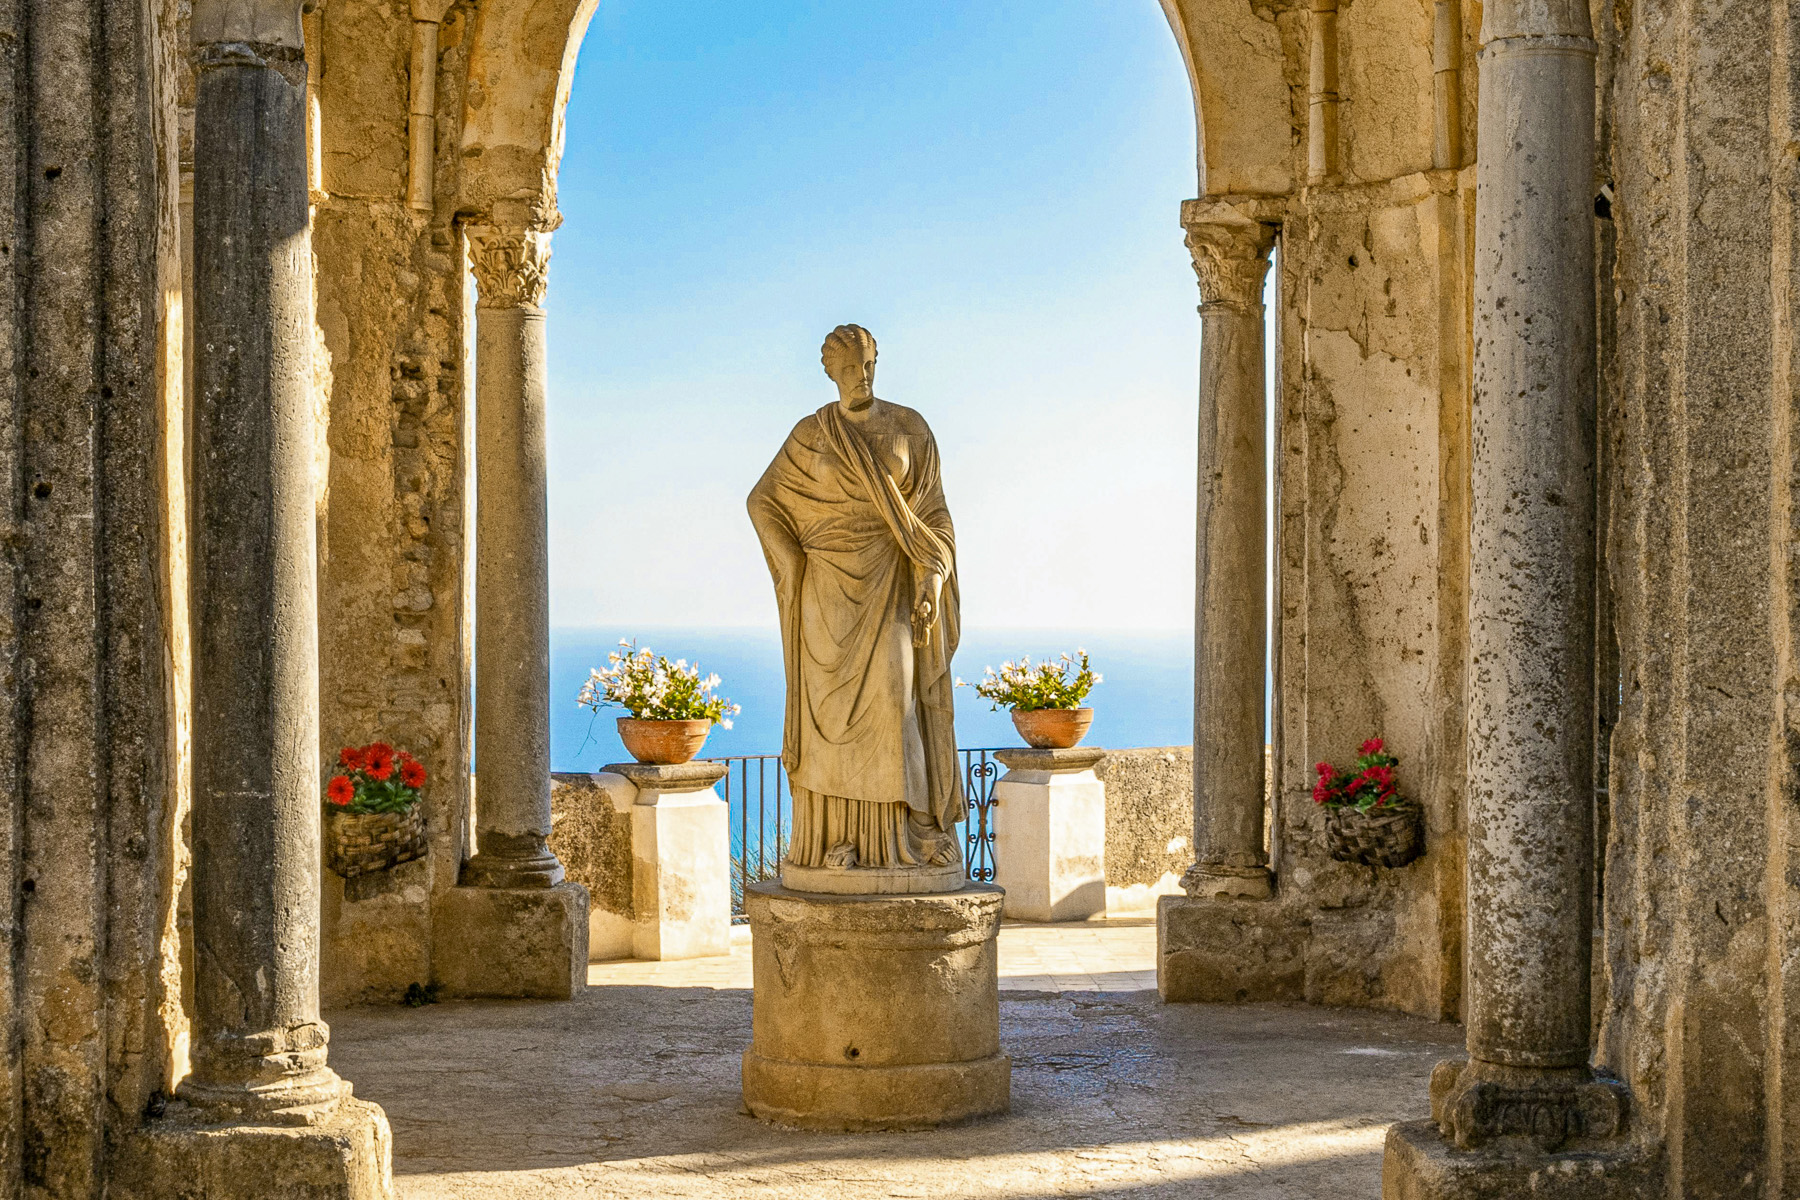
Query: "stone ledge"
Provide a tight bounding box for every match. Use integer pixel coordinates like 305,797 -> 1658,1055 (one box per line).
993,746 -> 1108,773
603,760 -> 729,790
1382,1119 -> 1662,1199
111,1096 -> 393,1200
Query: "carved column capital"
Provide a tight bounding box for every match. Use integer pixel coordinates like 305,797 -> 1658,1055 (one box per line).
467,224 -> 552,310
1181,201 -> 1277,312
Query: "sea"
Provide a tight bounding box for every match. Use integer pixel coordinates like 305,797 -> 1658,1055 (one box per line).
549,626 -> 1194,773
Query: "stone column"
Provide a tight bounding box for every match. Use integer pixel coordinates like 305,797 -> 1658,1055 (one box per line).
406,0 -> 456,213
1307,0 -> 1341,184
1182,200 -> 1276,903
1384,0 -> 1643,1190
184,8 -> 342,1124
129,3 -> 392,1192
431,216 -> 587,1000
464,220 -> 565,889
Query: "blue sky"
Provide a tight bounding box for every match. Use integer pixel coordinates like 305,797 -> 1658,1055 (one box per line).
544,1 -> 1202,632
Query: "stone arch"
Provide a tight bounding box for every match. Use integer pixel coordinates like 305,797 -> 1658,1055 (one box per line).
457,0 -> 601,221
1161,0 -> 1294,197
458,1 -> 1296,220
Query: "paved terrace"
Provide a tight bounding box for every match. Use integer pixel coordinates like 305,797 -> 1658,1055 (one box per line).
330,919 -> 1459,1199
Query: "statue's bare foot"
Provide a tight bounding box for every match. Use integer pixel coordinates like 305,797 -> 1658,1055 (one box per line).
823,842 -> 858,869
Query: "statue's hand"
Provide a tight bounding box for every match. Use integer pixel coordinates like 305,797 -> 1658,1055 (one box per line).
914,571 -> 944,627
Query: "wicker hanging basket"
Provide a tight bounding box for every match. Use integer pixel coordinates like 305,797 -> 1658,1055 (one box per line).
1324,799 -> 1423,868
325,804 -> 427,878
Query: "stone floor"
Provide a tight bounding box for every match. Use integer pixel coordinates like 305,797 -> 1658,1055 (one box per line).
330,919 -> 1460,1199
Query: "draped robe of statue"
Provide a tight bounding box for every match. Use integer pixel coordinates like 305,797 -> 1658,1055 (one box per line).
748,401 -> 964,871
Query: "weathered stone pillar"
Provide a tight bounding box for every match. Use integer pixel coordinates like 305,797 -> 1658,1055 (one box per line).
463,219 -> 564,890
1183,200 -> 1276,903
431,216 -> 588,999
1383,1 -> 1648,1192
121,3 -> 392,1194
184,5 -> 341,1124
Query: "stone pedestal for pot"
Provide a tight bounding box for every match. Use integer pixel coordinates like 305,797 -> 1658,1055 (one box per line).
587,760 -> 732,961
741,881 -> 1010,1130
992,747 -> 1108,922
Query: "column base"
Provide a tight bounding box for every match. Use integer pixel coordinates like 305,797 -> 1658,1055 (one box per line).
113,1096 -> 393,1200
742,1050 -> 1011,1132
432,880 -> 589,999
742,881 -> 1009,1130
1181,863 -> 1273,900
1157,891 -> 1303,1002
460,849 -> 565,889
1383,1119 -> 1660,1200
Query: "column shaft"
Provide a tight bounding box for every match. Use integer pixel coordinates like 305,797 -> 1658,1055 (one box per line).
465,226 -> 564,888
406,17 -> 441,212
1307,0 -> 1341,183
185,36 -> 342,1115
1422,0 -> 1630,1152
1183,203 -> 1276,901
1465,16 -> 1598,1077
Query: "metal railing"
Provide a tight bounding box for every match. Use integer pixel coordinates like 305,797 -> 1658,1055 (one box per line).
709,747 -> 1007,915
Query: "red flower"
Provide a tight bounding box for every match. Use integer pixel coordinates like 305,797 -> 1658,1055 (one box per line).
1360,737 -> 1384,756
399,757 -> 426,789
339,746 -> 365,770
1315,761 -> 1333,778
326,775 -> 355,807
365,742 -> 396,781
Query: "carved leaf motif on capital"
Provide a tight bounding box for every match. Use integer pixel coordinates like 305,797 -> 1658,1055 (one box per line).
1184,218 -> 1276,311
467,225 -> 552,310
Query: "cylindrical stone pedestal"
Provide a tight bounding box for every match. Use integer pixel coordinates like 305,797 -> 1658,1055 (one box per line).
741,883 -> 1010,1130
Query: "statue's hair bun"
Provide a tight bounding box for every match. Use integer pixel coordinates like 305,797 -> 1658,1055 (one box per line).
822,324 -> 877,373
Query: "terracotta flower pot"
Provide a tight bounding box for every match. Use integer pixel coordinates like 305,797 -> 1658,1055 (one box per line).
618,717 -> 713,765
1010,706 -> 1094,750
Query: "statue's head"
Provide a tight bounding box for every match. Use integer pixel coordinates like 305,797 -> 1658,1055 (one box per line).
822,324 -> 877,412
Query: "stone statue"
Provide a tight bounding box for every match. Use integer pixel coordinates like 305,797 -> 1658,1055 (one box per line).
748,325 -> 965,890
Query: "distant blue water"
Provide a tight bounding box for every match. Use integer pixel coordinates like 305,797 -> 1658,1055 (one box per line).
550,626 -> 1193,773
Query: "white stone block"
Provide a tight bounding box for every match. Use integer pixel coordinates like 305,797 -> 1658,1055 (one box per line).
992,748 -> 1108,922
595,762 -> 734,961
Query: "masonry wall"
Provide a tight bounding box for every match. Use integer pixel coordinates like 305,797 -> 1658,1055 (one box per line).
1598,0 -> 1800,1190
310,0 -> 480,1005
1270,171 -> 1470,1019
1163,0 -> 1475,1022
1093,747 -> 1192,913
0,0 -> 187,1193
